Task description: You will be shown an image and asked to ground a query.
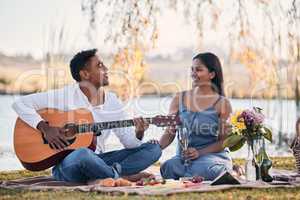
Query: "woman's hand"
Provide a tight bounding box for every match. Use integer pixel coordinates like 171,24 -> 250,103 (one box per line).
183,147 -> 200,160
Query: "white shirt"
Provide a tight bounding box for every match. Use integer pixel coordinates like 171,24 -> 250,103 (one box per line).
12,83 -> 142,153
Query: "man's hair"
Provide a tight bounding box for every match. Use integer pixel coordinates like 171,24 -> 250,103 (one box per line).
70,49 -> 97,82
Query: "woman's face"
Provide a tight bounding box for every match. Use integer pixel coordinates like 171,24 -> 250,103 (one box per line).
191,58 -> 215,87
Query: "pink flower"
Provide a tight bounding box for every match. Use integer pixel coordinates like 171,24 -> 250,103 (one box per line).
241,108 -> 265,127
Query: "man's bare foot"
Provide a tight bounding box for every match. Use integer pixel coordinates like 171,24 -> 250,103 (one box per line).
88,178 -> 115,186
122,172 -> 155,182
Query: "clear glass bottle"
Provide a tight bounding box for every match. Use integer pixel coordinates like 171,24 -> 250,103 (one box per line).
245,141 -> 256,181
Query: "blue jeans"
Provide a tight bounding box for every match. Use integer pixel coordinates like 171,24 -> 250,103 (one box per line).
160,152 -> 232,181
52,143 -> 161,183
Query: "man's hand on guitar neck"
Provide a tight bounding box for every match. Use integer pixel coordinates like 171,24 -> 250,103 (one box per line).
133,117 -> 149,140
37,121 -> 70,150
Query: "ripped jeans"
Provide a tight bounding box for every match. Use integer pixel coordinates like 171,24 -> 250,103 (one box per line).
160,151 -> 232,181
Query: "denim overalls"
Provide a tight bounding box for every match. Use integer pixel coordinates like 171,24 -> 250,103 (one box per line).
160,92 -> 232,180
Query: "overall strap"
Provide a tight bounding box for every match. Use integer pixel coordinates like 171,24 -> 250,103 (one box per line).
212,95 -> 222,108
179,91 -> 187,112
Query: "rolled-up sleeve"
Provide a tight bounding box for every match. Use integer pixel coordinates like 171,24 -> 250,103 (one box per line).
12,89 -> 62,129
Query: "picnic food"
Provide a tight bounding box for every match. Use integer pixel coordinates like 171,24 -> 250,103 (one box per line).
191,176 -> 204,183
90,178 -> 132,187
180,176 -> 204,187
115,178 -> 132,186
136,177 -> 166,186
180,176 -> 204,183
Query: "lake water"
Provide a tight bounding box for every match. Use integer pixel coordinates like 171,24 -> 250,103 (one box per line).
0,95 -> 296,171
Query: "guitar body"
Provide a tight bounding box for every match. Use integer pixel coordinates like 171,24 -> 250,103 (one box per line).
14,108 -> 96,171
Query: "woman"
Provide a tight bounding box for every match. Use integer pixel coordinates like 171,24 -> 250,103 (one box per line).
158,52 -> 232,181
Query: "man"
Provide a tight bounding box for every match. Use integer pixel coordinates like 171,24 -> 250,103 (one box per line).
12,49 -> 162,183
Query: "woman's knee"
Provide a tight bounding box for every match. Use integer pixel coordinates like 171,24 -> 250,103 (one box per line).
160,158 -> 183,179
207,164 -> 227,180
160,160 -> 170,178
160,159 -> 173,172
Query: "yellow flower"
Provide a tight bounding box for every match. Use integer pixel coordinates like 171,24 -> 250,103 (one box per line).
230,111 -> 246,131
231,126 -> 242,135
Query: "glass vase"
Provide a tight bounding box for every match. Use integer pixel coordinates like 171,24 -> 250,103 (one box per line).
245,140 -> 257,181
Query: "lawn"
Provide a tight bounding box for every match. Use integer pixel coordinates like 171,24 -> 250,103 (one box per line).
1,157 -> 299,200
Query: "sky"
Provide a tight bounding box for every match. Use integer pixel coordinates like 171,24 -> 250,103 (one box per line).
0,0 -> 197,59
1,0 -> 293,61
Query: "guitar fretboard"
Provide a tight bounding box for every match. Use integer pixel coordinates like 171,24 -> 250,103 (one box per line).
76,118 -> 153,135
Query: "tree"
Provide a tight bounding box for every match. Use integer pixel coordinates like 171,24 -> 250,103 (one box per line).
81,0 -> 300,99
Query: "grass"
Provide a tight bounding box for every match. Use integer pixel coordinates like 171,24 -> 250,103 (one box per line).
2,188 -> 300,200
0,157 -> 299,200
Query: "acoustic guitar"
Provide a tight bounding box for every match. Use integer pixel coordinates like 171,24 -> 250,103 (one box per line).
13,108 -> 181,171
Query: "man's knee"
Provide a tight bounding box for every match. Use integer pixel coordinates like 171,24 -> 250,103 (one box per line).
142,143 -> 162,162
73,147 -> 94,156
72,148 -> 95,165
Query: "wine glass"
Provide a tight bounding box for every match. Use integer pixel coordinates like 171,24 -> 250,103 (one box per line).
177,126 -> 190,167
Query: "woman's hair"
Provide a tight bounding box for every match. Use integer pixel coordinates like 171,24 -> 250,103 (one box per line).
192,52 -> 225,96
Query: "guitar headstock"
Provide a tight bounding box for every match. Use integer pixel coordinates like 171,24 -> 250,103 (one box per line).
152,115 -> 181,127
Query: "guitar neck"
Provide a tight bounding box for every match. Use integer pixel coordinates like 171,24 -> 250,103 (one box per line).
76,118 -> 153,135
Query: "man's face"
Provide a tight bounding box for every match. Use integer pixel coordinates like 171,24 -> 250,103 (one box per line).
81,55 -> 109,88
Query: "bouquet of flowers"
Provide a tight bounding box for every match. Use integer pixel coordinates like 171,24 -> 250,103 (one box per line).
223,107 -> 272,151
224,107 -> 273,182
